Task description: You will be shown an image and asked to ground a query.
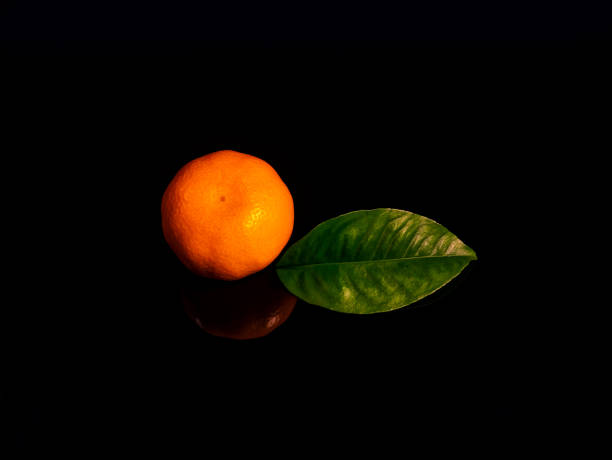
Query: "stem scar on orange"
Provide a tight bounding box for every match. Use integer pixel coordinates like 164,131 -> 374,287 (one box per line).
161,150 -> 294,280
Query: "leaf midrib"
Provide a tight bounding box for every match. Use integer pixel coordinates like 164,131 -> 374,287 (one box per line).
276,254 -> 475,270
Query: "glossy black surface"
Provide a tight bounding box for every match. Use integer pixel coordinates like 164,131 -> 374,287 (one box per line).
4,23 -> 605,450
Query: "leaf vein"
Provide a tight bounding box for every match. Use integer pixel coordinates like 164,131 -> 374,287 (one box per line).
277,255 -> 474,270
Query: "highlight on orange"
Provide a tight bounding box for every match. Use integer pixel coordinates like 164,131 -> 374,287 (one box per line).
161,150 -> 294,280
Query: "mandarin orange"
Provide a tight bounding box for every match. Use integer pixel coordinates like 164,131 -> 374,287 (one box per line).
161,150 -> 294,280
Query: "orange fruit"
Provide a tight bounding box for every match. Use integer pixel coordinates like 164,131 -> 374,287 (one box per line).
161,150 -> 294,280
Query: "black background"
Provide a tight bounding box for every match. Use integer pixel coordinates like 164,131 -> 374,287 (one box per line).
4,1 -> 609,452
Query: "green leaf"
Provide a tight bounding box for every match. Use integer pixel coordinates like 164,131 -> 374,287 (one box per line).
276,208 -> 477,314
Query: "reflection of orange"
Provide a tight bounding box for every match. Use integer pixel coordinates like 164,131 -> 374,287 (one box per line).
181,268 -> 297,340
161,150 -> 294,280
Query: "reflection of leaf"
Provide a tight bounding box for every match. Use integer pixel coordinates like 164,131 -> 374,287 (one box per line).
276,209 -> 476,314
